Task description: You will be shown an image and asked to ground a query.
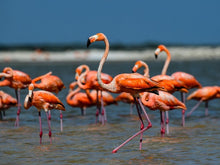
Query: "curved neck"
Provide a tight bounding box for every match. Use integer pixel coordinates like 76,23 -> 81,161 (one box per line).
141,62 -> 150,77
161,48 -> 171,75
66,85 -> 81,103
32,72 -> 52,83
97,36 -> 117,92
77,71 -> 89,89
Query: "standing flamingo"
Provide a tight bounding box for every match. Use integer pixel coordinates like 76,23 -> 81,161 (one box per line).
141,91 -> 186,136
0,90 -> 17,120
115,92 -> 135,114
132,60 -> 187,135
187,86 -> 220,116
75,64 -> 113,124
24,83 -> 65,144
0,67 -> 32,126
67,81 -> 96,115
32,71 -> 66,131
87,33 -> 165,153
154,45 -> 202,127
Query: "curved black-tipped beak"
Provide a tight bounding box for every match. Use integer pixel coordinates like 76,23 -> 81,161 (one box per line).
155,54 -> 158,59
87,39 -> 91,48
151,90 -> 159,95
28,96 -> 32,102
132,70 -> 135,73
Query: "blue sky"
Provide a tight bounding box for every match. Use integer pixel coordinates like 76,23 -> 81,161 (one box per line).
1,0 -> 220,45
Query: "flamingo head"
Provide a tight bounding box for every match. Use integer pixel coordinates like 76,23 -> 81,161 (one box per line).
87,33 -> 106,47
0,67 -> 13,78
154,45 -> 167,59
28,83 -> 34,100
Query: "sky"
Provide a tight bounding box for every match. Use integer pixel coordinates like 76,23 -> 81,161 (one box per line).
1,0 -> 220,46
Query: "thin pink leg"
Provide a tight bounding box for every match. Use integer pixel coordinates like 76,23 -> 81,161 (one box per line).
181,92 -> 186,127
46,111 -> 52,144
60,110 -> 63,132
15,89 -> 21,127
165,111 -> 169,135
187,100 -> 203,117
160,111 -> 165,137
205,101 -> 209,116
39,111 -> 43,144
112,98 -> 152,153
100,91 -> 106,124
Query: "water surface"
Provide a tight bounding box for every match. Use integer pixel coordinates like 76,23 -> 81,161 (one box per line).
0,59 -> 220,165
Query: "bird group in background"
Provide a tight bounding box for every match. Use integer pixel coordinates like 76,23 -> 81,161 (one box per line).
0,33 -> 219,153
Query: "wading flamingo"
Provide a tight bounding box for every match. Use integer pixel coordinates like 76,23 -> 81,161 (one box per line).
154,45 -> 201,127
32,71 -> 66,131
115,92 -> 135,114
0,67 -> 32,126
141,91 -> 186,136
24,84 -> 65,144
87,33 -> 165,153
187,86 -> 220,116
132,60 -> 187,136
75,64 -> 113,124
0,90 -> 17,120
67,81 -> 96,115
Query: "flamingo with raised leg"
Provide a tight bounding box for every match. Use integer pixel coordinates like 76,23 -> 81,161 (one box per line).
187,86 -> 220,116
87,33 -> 165,153
24,83 -> 65,144
0,67 -> 32,126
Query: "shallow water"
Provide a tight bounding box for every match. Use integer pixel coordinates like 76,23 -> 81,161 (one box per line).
0,59 -> 220,165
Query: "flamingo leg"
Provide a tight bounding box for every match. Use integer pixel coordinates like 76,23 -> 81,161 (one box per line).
160,111 -> 165,137
81,107 -> 86,116
39,111 -> 43,144
45,111 -> 52,144
187,100 -> 203,117
60,110 -> 63,132
100,91 -> 106,124
165,111 -> 169,135
0,111 -> 2,120
181,92 -> 186,127
130,103 -> 134,115
95,90 -> 101,124
112,97 -> 152,153
15,89 -> 21,127
205,101 -> 209,116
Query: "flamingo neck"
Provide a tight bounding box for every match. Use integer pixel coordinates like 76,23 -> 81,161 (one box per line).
32,72 -> 52,84
141,62 -> 150,77
161,48 -> 171,75
97,36 -> 117,93
66,86 -> 81,103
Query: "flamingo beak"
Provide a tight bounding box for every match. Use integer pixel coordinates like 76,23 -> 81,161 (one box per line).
155,54 -> 158,59
87,39 -> 91,48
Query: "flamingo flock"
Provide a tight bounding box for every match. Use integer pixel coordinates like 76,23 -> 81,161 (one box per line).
0,33 -> 219,153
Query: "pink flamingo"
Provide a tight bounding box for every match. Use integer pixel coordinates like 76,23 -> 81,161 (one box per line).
24,83 -> 65,144
154,45 -> 202,127
0,67 -> 32,126
187,86 -> 220,116
87,33 -> 165,153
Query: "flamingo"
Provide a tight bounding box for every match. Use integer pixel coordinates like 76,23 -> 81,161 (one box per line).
75,64 -> 113,124
87,33 -> 165,153
67,81 -> 96,115
187,86 -> 220,116
141,91 -> 186,136
132,60 -> 187,135
115,92 -> 135,114
32,71 -> 65,94
24,83 -> 65,144
0,90 -> 17,120
154,45 -> 202,127
0,67 -> 32,126
32,71 -> 66,131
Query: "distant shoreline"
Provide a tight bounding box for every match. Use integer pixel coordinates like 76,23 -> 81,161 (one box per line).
0,46 -> 220,63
